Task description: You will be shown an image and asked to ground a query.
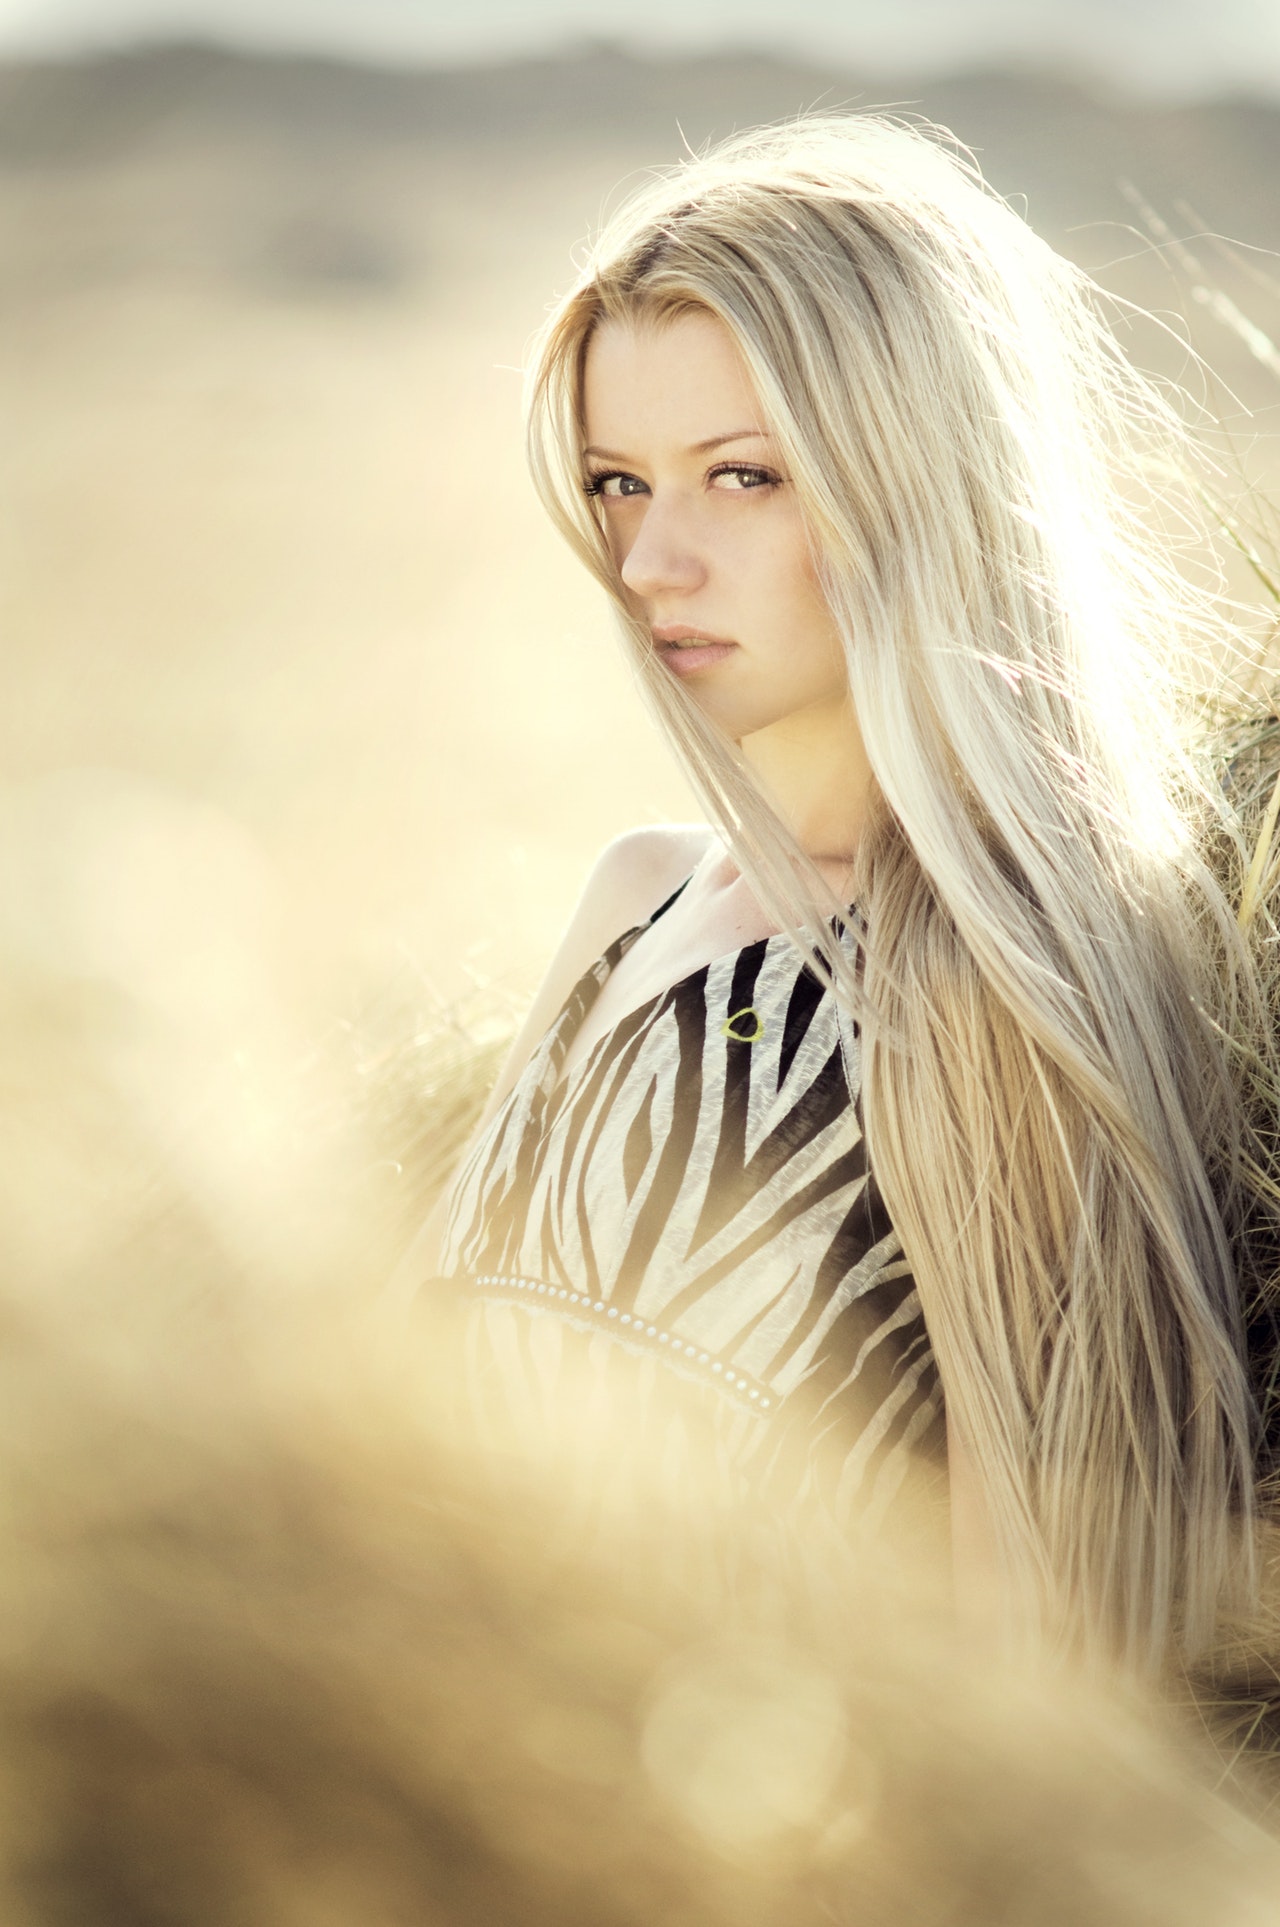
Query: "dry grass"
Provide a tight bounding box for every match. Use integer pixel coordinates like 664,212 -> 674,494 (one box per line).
0,967 -> 1278,1925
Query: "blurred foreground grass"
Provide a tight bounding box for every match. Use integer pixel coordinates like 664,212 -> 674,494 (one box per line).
6,894 -> 1280,1925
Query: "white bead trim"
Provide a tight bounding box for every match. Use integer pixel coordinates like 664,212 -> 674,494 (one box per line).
466,1273 -> 773,1411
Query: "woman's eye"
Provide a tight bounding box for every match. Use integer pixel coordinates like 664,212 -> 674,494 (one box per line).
709,464 -> 779,490
583,471 -> 647,499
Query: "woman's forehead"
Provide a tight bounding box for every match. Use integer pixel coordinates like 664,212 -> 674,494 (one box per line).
581,313 -> 767,453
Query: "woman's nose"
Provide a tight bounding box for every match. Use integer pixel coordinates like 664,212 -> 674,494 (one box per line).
617,497 -> 706,601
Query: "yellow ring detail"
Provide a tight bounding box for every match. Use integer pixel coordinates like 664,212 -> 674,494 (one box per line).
722,1007 -> 765,1044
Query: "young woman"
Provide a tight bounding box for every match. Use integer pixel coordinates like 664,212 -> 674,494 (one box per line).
413,116 -> 1278,1673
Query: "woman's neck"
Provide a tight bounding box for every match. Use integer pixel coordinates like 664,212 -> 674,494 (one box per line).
740,690 -> 874,890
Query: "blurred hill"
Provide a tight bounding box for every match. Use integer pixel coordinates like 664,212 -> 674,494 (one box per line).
2,41 -> 1280,293
2,43 -> 1279,1013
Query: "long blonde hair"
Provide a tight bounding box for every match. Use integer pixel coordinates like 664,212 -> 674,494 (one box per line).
525,115 -> 1267,1670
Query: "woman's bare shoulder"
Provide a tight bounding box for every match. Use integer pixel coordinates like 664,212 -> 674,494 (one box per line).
582,822 -> 716,942
537,822 -> 715,1024
389,822 -> 716,1292
475,823 -> 714,1128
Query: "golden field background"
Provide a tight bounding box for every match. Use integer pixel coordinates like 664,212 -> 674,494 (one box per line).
4,42 -> 1280,1031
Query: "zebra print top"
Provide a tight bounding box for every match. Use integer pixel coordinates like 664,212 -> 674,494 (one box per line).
438,879 -> 946,1536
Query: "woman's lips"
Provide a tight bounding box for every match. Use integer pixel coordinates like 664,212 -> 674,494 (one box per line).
651,628 -> 738,676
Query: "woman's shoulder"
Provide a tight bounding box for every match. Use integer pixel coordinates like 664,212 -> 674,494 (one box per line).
581,823 -> 717,940
472,823 -> 715,1131
545,823 -> 716,1015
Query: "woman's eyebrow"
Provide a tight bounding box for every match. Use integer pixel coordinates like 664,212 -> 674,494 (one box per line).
581,429 -> 774,461
691,428 -> 772,453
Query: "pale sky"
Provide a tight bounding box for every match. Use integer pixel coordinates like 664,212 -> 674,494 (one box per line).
2,0 -> 1279,99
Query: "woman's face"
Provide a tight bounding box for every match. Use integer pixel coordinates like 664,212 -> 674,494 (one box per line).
580,310 -> 849,745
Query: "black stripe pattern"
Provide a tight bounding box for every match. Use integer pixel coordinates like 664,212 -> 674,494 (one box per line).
439,884 -> 946,1531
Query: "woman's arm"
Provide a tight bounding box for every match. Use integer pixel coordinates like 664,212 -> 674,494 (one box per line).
385,823 -> 715,1300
